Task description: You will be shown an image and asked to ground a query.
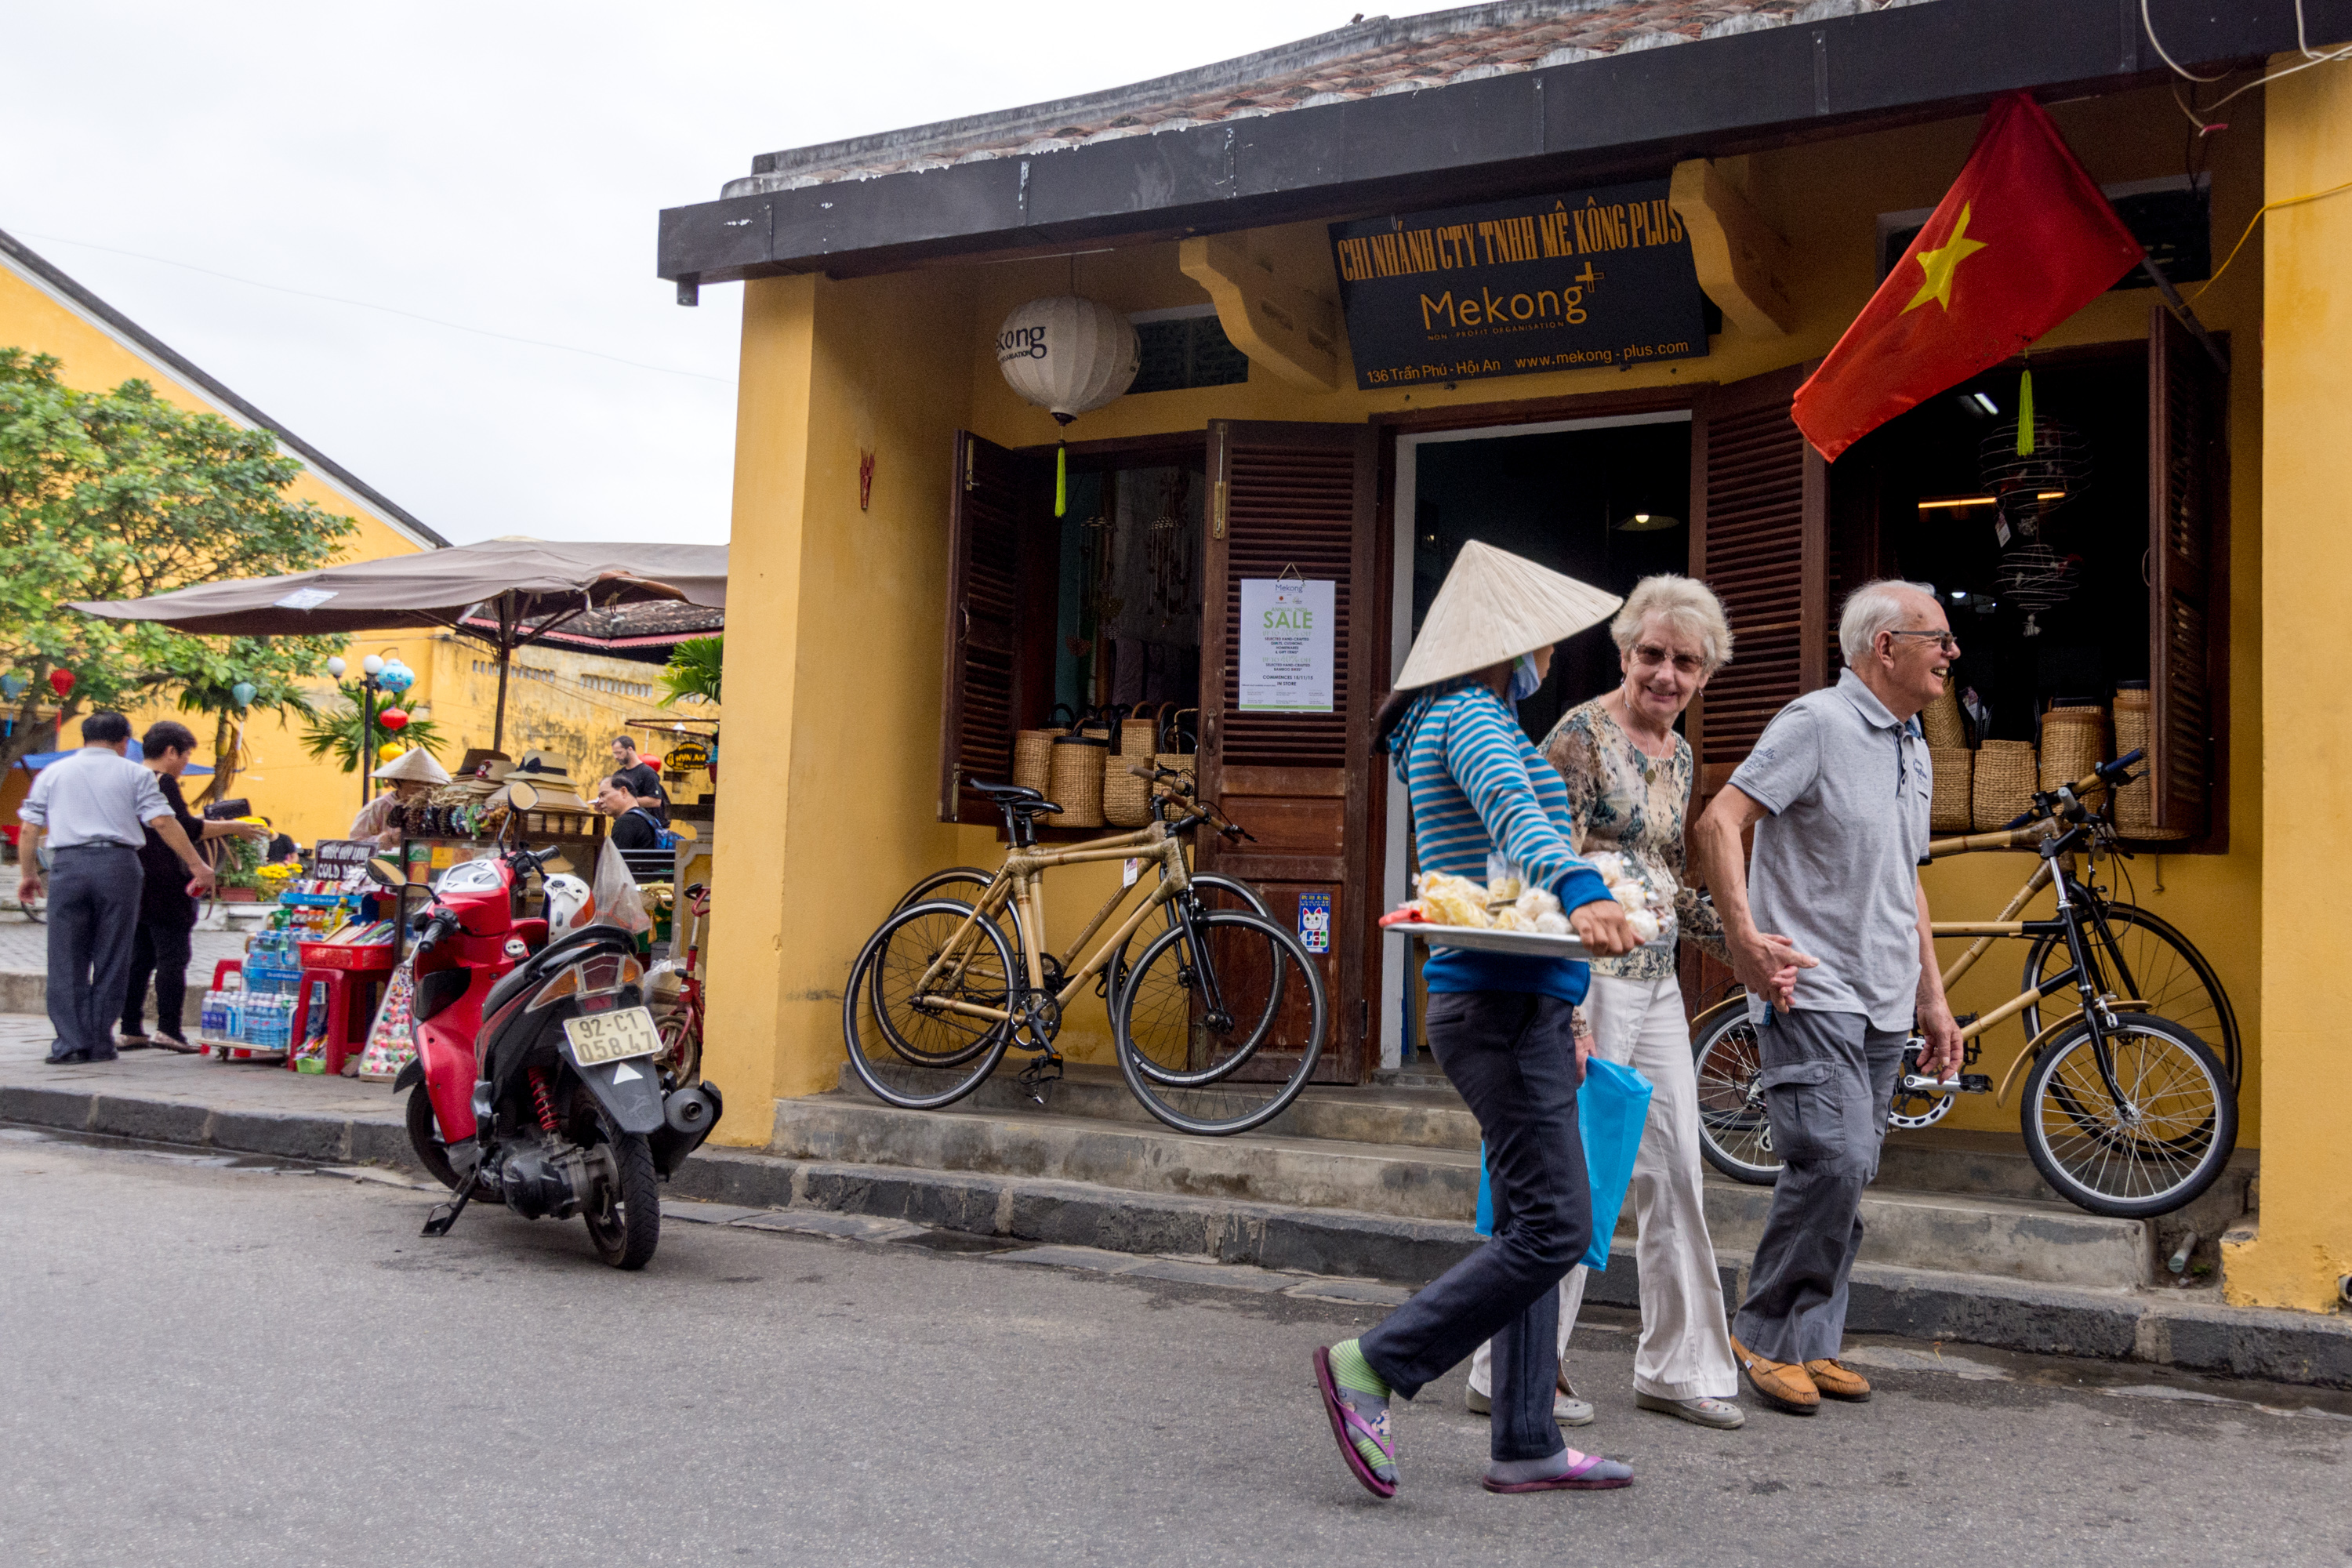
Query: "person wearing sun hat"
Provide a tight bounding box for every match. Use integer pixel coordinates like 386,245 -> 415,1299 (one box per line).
350,747 -> 450,849
1312,539 -> 1642,1501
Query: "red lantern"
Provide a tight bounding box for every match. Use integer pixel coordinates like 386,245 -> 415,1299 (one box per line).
47,669 -> 74,699
378,706 -> 410,731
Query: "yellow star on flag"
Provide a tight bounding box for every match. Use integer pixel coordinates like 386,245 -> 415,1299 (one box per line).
1903,201 -> 1988,314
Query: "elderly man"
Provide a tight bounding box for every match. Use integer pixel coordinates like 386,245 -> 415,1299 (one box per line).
18,712 -> 216,1064
1692,579 -> 1965,1416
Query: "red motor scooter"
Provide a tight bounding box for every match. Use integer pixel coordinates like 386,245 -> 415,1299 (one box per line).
383,817 -> 722,1269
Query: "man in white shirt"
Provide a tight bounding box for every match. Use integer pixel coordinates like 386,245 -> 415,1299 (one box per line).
17,712 -> 215,1063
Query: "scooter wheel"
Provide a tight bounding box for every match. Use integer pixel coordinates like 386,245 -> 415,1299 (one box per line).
405,1083 -> 463,1192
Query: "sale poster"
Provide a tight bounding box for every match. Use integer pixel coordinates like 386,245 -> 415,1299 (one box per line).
1237,578 -> 1334,712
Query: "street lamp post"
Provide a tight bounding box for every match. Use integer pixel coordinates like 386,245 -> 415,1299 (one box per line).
360,655 -> 384,805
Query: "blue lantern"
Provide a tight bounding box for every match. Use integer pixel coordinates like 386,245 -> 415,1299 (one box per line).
0,673 -> 24,700
378,660 -> 416,695
230,681 -> 257,710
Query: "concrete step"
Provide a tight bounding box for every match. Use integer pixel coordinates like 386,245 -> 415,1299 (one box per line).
781,1088 -> 2157,1287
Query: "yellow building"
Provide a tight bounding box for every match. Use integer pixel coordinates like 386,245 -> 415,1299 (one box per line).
658,5 -> 2352,1312
2,229 -> 719,844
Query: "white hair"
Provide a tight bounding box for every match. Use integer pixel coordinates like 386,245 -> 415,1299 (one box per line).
1838,579 -> 1940,664
1610,575 -> 1733,671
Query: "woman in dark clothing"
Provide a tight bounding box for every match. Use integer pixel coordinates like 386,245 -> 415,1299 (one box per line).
119,722 -> 266,1051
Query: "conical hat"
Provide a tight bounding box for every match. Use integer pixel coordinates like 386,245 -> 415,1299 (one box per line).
1392,540 -> 1624,691
371,747 -> 451,785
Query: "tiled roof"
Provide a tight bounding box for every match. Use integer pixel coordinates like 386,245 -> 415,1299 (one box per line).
722,0 -> 1936,197
464,600 -> 724,650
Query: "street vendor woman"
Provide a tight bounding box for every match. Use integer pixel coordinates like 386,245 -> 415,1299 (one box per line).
1311,539 -> 1641,1501
349,748 -> 450,850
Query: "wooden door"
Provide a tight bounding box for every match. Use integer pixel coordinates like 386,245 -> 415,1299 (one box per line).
2147,306 -> 2225,841
938,431 -> 1051,826
1198,420 -> 1380,1083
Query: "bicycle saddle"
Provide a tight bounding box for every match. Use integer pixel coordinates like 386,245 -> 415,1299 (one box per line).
968,780 -> 1060,814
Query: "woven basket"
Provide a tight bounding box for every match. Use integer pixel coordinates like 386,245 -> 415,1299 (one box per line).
1153,707 -> 1199,801
1972,739 -> 2038,829
1922,679 -> 1970,750
2110,683 -> 2189,840
1102,702 -> 1160,827
1012,729 -> 1058,797
1929,747 -> 1975,833
2039,704 -> 2108,793
1044,720 -> 1109,828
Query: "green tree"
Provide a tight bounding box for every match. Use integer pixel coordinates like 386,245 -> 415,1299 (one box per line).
173,642 -> 320,805
657,634 -> 723,707
0,349 -> 355,769
299,687 -> 448,774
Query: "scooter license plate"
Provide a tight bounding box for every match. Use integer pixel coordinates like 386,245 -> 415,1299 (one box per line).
563,1007 -> 661,1066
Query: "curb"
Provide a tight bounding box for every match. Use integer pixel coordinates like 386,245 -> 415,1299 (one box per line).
7,1082 -> 2349,1389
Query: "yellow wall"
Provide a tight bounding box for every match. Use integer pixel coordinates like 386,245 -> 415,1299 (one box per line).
2223,53 -> 2352,1313
712,87 -> 2281,1184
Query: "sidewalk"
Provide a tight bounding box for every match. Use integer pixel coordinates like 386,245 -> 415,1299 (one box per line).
0,912 -> 249,1020
2,1011 -> 2347,1389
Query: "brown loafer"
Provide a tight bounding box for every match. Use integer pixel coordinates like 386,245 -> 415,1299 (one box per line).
1803,1358 -> 1871,1402
1730,1336 -> 1819,1415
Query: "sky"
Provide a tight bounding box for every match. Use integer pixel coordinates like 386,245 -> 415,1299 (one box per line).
0,2 -> 1454,546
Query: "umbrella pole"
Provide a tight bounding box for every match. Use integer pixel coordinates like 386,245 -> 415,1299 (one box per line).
492,598 -> 515,753
361,679 -> 375,804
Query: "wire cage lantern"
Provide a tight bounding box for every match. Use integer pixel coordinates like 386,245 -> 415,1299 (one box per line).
1991,542 -> 2082,637
1979,415 -> 2092,540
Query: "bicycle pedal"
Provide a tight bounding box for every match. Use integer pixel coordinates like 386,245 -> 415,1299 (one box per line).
1952,1012 -> 1979,1029
1959,1073 -> 1993,1094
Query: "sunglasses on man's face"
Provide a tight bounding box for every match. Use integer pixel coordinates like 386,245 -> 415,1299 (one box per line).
1631,643 -> 1706,676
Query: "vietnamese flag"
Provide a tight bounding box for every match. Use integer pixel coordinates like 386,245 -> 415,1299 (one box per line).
1792,93 -> 2143,462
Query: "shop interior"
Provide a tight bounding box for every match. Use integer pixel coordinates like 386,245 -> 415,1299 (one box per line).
1051,454 -> 1209,722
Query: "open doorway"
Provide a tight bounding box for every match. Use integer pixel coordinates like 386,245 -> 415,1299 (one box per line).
1379,409 -> 1693,1069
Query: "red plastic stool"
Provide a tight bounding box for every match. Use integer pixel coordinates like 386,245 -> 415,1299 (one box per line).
289,967 -> 383,1076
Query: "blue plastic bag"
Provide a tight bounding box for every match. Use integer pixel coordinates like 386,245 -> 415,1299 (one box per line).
1474,1056 -> 1654,1272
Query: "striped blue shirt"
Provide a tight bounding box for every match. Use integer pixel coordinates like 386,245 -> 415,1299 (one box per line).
1395,684 -> 1611,1002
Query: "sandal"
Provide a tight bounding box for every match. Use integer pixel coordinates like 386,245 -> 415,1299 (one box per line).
1313,1346 -> 1396,1499
1481,1450 -> 1634,1494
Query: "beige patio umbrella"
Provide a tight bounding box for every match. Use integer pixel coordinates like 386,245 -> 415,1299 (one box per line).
73,537 -> 728,752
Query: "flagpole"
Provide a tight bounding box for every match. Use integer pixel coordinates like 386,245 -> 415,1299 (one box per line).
2139,257 -> 2231,375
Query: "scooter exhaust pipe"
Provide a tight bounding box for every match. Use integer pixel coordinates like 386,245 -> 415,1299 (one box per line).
664,1083 -> 719,1134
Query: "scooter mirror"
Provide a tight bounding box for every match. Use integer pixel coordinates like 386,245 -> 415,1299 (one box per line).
365,856 -> 404,888
507,781 -> 540,812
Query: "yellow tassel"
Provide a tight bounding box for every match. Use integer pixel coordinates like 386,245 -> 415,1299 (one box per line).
1055,443 -> 1067,518
2016,370 -> 2035,456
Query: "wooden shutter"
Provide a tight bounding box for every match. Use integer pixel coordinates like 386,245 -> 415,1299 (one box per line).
2147,307 -> 2225,840
1199,420 -> 1378,1084
938,431 -> 1048,825
1686,363 -> 1829,797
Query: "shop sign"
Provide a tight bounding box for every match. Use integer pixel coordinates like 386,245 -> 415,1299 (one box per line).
664,738 -> 712,771
1327,180 -> 1709,390
1237,578 -> 1334,712
1298,891 -> 1331,955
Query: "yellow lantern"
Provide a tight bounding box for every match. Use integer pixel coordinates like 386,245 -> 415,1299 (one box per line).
378,741 -> 406,763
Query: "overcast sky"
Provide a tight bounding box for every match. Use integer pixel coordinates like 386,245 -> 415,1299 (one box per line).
1,2 -> 1453,546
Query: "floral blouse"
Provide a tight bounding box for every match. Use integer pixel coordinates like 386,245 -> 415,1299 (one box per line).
1540,699 -> 1728,981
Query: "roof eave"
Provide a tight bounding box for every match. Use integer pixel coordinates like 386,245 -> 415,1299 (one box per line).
658,0 -> 2326,286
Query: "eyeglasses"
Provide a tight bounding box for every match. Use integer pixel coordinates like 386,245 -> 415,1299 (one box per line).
1631,644 -> 1706,676
1885,630 -> 1961,654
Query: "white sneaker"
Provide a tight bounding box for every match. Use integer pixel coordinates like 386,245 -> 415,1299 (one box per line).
1463,1373 -> 1595,1427
1635,1391 -> 1747,1429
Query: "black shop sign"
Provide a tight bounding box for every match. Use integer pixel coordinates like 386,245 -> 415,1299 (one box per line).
1328,181 -> 1710,390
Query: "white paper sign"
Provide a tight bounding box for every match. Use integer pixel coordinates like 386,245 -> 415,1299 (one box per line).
1238,579 -> 1335,712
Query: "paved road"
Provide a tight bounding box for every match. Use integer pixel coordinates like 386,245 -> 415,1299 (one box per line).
2,1130 -> 2345,1568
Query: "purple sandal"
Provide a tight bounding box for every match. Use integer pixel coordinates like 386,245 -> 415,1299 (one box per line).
1481,1451 -> 1635,1494
1313,1347 -> 1397,1499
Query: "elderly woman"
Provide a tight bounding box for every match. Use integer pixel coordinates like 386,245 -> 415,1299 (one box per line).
1465,573 -> 1745,1432
349,749 -> 449,850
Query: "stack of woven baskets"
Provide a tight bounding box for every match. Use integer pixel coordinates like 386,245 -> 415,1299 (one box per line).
1922,680 -> 1975,832
1012,702 -> 1199,832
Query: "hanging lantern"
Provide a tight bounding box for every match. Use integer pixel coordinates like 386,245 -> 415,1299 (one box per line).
996,296 -> 1141,424
378,706 -> 410,731
378,741 -> 405,762
377,660 -> 415,694
0,673 -> 25,700
230,681 -> 257,710
48,669 -> 74,699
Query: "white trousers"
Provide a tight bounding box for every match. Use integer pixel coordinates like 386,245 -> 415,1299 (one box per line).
1468,971 -> 1738,1402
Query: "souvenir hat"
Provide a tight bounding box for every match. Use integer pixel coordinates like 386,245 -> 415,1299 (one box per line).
371,747 -> 451,786
1392,539 -> 1624,691
503,749 -> 587,811
456,747 -> 511,779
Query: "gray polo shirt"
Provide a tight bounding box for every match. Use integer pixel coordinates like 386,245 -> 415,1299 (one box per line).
1730,670 -> 1932,1030
19,747 -> 170,850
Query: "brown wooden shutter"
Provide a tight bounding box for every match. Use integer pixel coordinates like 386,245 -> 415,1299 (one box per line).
938,431 -> 1048,826
2147,307 -> 2225,840
1686,362 -> 1829,797
1198,420 -> 1378,1083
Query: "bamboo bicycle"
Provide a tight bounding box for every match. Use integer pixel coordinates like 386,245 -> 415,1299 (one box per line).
1690,750 -> 2238,1218
844,768 -> 1327,1136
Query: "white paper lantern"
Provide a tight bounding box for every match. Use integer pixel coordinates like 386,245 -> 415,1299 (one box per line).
996,296 -> 1141,424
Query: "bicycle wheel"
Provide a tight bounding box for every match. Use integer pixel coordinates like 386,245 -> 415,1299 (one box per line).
843,899 -> 1014,1110
897,866 -> 1025,956
2021,903 -> 2239,1085
655,1008 -> 701,1085
1690,997 -> 1780,1183
1106,872 -> 1269,1007
1114,909 -> 1324,1135
2020,1011 -> 2235,1218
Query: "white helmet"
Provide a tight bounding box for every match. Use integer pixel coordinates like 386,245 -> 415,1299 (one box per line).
543,873 -> 594,935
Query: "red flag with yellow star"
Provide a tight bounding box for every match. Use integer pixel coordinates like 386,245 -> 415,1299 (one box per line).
1791,93 -> 2143,462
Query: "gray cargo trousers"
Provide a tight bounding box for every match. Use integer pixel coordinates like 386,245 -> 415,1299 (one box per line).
1730,1007 -> 1906,1364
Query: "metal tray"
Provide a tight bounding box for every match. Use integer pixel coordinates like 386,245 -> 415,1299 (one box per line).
1384,922 -> 1590,960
